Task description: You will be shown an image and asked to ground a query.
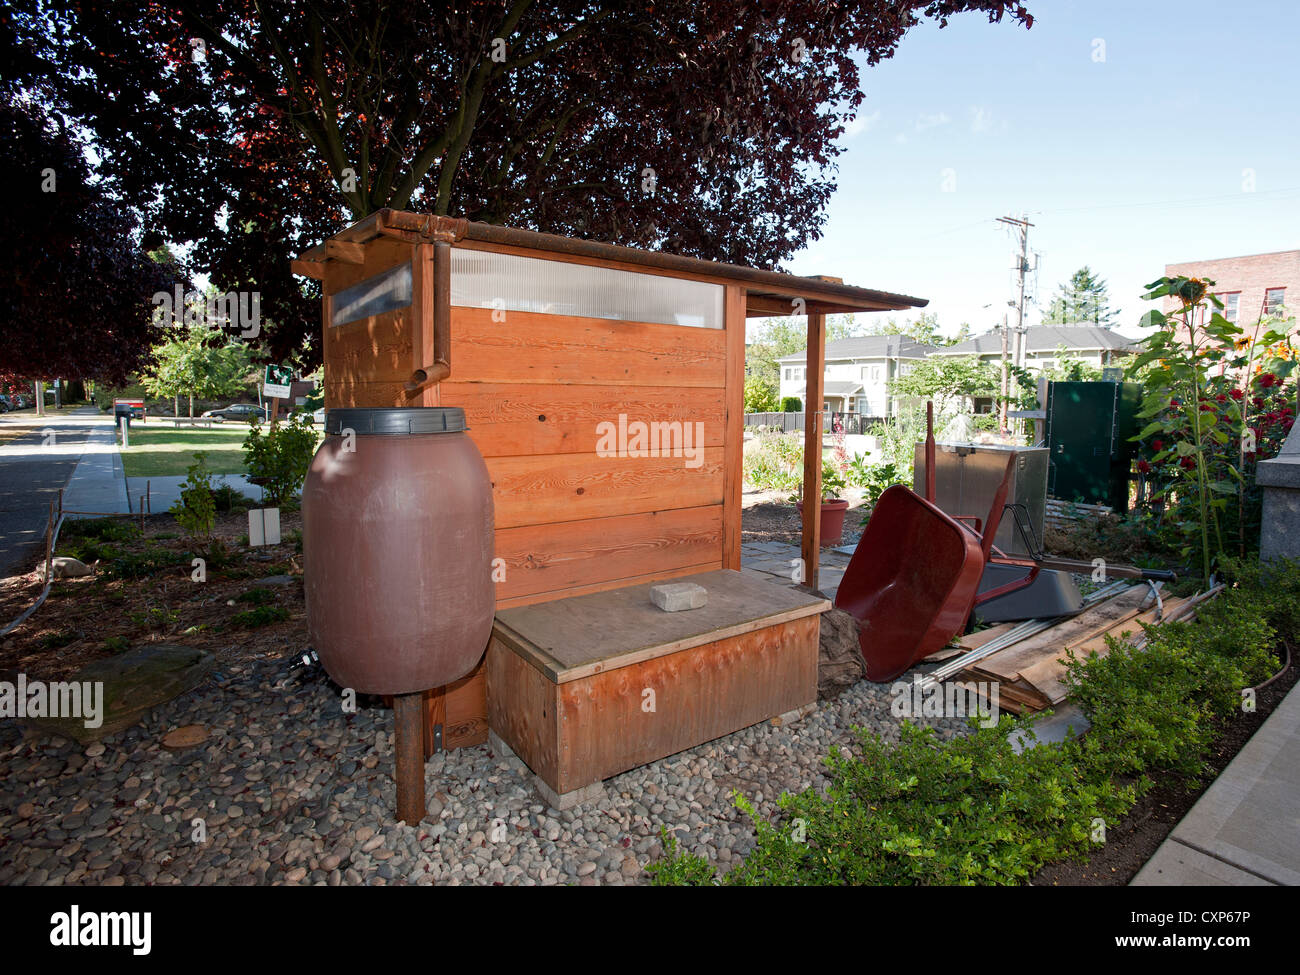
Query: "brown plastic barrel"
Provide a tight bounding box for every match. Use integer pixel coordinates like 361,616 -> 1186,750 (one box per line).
302,407 -> 495,695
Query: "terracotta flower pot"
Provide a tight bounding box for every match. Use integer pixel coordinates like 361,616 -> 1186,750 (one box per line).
818,498 -> 850,547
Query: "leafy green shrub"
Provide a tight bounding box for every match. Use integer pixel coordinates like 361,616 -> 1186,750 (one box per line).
817,464 -> 847,501
60,517 -> 139,560
102,635 -> 131,653
106,546 -> 189,580
653,564 -> 1292,886
654,718 -> 1133,887
243,414 -> 319,506
645,829 -> 719,886
742,434 -> 804,492
171,452 -> 217,542
235,587 -> 274,605
60,517 -> 140,544
212,484 -> 253,513
230,605 -> 290,628
848,457 -> 903,514
127,606 -> 178,630
780,396 -> 801,413
57,536 -> 124,565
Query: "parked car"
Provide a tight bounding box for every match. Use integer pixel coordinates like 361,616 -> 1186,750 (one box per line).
203,403 -> 269,423
0,396 -> 10,413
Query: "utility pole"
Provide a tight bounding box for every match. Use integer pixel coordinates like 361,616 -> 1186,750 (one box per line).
999,312 -> 1010,432
997,215 -> 1033,370
997,215 -> 1033,435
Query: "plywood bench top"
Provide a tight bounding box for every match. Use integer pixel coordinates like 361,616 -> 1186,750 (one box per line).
492,568 -> 830,683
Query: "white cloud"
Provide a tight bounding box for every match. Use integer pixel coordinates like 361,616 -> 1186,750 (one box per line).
844,108 -> 882,138
914,112 -> 951,132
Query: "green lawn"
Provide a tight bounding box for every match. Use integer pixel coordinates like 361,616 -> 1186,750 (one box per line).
119,424 -> 252,477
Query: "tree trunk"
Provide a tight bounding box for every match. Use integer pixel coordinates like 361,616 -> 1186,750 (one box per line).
35,380 -> 44,417
188,394 -> 194,417
174,394 -> 179,417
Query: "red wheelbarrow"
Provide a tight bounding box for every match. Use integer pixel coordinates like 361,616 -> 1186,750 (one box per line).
834,462 -> 1030,680
834,404 -> 1173,681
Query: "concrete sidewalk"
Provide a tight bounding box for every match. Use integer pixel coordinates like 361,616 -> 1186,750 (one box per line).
1132,679 -> 1300,886
59,412 -> 131,519
127,474 -> 264,514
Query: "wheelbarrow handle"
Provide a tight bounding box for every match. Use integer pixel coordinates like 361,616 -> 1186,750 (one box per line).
1036,556 -> 1177,583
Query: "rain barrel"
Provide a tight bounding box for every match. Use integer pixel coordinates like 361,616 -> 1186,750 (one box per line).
303,407 -> 495,695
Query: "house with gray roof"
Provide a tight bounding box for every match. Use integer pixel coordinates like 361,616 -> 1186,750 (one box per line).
927,325 -> 1136,372
777,335 -> 936,417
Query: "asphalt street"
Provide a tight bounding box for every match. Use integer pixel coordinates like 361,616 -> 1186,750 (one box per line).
0,413 -> 101,577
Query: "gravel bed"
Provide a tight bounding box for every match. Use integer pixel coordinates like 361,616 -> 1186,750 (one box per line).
0,656 -> 972,886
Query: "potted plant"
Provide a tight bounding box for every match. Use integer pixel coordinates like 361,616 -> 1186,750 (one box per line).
793,464 -> 851,546
817,465 -> 851,545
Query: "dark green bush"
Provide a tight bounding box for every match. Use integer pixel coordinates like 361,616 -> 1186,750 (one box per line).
60,517 -> 139,544
243,414 -> 318,507
212,484 -> 253,513
106,546 -> 189,580
652,564 -> 1295,886
229,605 -> 289,628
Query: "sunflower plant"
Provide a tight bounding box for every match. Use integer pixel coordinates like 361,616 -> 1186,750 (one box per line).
1128,276 -> 1297,581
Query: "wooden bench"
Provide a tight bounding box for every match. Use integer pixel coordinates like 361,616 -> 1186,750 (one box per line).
486,568 -> 828,808
169,416 -> 215,427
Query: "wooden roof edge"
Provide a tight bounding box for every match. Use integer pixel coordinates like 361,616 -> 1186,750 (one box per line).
293,209 -> 929,310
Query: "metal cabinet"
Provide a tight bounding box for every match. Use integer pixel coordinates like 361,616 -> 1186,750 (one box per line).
1044,381 -> 1141,511
912,443 -> 1048,556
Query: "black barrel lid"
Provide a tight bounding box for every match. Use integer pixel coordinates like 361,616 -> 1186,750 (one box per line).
325,407 -> 467,436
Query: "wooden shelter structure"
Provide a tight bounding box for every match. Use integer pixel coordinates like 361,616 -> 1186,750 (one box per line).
294,209 -> 926,806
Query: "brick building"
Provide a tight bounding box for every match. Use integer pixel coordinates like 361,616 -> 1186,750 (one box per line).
1164,249 -> 1299,324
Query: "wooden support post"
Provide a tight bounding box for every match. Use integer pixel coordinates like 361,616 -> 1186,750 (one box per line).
800,312 -> 826,592
393,691 -> 426,824
321,294 -> 335,408
722,284 -> 745,570
44,501 -> 54,581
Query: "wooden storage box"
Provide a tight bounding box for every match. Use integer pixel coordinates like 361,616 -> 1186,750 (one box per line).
486,569 -> 827,804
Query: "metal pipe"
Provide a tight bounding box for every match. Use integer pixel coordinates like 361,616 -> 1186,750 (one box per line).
405,240 -> 453,395
923,580 -> 1132,686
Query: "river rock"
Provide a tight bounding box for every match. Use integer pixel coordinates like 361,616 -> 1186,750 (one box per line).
162,724 -> 209,750
29,644 -> 215,744
43,557 -> 92,580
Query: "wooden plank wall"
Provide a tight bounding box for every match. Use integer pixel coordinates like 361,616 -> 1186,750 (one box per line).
322,242 -> 742,610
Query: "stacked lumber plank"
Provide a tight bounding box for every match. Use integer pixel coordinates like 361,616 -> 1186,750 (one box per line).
954,585 -> 1198,714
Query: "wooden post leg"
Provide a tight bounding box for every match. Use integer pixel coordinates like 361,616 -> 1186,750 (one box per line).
800,312 -> 826,593
393,692 -> 426,824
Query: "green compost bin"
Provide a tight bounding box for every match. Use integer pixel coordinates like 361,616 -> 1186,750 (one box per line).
1043,381 -> 1141,512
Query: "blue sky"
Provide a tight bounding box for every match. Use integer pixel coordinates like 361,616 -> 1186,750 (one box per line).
783,0 -> 1300,340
